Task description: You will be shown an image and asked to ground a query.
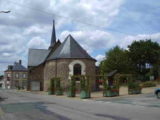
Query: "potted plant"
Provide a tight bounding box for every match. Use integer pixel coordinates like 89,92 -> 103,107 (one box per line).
48,87 -> 52,95
111,85 -> 119,96
55,78 -> 63,95
67,76 -> 76,97
128,81 -> 141,94
103,79 -> 119,97
80,76 -> 91,99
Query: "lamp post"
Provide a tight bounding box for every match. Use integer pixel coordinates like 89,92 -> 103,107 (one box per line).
0,11 -> 11,13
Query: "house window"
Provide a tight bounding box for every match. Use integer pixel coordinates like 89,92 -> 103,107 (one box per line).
7,74 -> 11,77
23,74 -> 26,78
15,73 -> 19,78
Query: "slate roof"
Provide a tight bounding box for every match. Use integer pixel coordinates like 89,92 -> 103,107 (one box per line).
107,70 -> 118,77
47,35 -> 94,60
28,21 -> 95,67
12,63 -> 27,71
28,49 -> 50,67
5,61 -> 27,72
49,20 -> 56,49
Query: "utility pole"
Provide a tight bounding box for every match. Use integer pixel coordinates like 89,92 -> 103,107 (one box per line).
0,11 -> 11,13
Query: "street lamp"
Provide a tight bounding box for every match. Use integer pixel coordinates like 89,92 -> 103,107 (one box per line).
0,11 -> 11,13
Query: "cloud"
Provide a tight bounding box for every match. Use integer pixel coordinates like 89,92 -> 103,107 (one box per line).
1,0 -> 159,74
27,36 -> 49,49
95,54 -> 105,65
59,30 -> 115,53
23,24 -> 50,35
2,53 -> 12,57
120,33 -> 160,48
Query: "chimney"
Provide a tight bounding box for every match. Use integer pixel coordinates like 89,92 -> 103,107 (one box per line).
8,65 -> 13,70
19,60 -> 22,64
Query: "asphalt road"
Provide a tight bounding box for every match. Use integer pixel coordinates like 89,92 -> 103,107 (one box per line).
0,90 -> 160,120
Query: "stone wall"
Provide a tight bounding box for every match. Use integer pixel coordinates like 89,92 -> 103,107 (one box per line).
4,71 -> 28,89
4,71 -> 13,89
43,61 -> 56,91
12,71 -> 28,89
43,58 -> 96,91
27,64 -> 44,91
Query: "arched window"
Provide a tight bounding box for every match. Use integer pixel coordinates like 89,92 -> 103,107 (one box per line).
73,64 -> 81,75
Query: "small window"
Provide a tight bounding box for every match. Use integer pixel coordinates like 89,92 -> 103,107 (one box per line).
15,73 -> 19,78
23,74 -> 26,78
7,74 -> 11,77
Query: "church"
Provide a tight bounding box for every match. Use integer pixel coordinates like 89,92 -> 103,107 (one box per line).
28,21 -> 96,91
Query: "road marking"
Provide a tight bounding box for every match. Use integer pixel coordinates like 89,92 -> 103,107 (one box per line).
82,99 -> 112,104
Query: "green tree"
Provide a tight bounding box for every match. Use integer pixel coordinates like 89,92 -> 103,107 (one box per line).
128,39 -> 160,79
100,46 -> 134,74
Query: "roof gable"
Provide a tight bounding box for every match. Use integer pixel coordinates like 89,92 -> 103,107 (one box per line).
28,49 -> 50,67
47,35 -> 94,60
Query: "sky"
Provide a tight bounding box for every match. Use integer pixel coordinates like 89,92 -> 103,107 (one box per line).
0,0 -> 160,74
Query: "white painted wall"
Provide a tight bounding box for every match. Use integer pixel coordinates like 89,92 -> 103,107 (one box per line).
68,60 -> 86,78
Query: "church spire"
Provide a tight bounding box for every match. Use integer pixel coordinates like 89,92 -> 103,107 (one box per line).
49,20 -> 56,49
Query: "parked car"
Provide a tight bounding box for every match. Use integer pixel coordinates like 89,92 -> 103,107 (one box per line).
155,88 -> 160,99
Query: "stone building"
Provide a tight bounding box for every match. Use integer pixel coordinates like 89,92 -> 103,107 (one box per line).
0,75 -> 5,89
28,21 -> 96,91
4,60 -> 28,89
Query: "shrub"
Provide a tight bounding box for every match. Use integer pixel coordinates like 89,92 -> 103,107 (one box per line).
142,81 -> 156,88
80,76 -> 90,92
54,77 -> 63,95
128,81 -> 141,90
48,78 -> 55,94
67,76 -> 76,97
80,75 -> 91,99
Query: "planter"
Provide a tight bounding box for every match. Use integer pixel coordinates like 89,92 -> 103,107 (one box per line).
128,89 -> 141,94
80,90 -> 91,99
55,90 -> 63,95
67,90 -> 75,97
48,91 -> 52,95
48,91 -> 54,95
103,90 -> 119,97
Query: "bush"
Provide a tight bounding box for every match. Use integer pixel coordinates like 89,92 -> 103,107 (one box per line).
48,78 -> 55,94
67,76 -> 76,97
80,76 -> 90,92
54,77 -> 63,95
128,81 -> 142,94
103,78 -> 119,97
141,81 -> 156,88
80,75 -> 91,99
128,81 -> 141,90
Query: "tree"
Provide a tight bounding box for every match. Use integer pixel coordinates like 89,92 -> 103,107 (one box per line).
100,46 -> 134,74
128,39 -> 160,80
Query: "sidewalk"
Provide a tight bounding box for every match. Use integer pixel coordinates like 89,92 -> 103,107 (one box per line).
17,85 -> 160,100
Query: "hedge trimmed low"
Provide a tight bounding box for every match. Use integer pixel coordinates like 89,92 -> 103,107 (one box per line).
141,81 -> 156,88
